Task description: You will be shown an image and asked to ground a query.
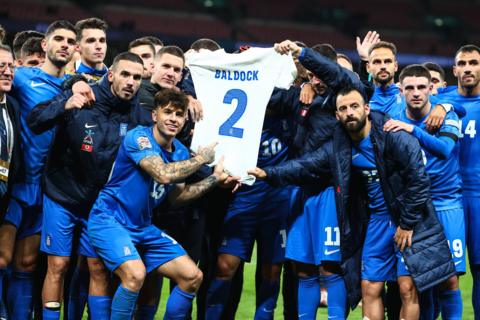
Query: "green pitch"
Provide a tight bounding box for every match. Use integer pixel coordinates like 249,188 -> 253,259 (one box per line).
152,251 -> 474,319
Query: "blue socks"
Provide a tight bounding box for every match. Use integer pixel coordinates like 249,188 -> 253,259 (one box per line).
0,268 -> 7,319
439,289 -> 462,320
205,278 -> 232,320
473,268 -> 480,320
321,274 -> 347,319
7,270 -> 33,320
88,295 -> 112,320
297,276 -> 320,320
68,268 -> 89,320
164,286 -> 195,320
136,304 -> 158,320
111,285 -> 139,320
43,307 -> 60,320
254,280 -> 280,320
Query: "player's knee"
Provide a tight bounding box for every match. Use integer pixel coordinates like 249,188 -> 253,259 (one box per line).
88,259 -> 108,280
184,268 -> 203,293
48,257 -> 70,277
362,281 -> 383,300
399,279 -> 417,301
15,252 -> 38,272
216,258 -> 237,279
0,249 -> 13,268
441,275 -> 459,291
123,267 -> 146,291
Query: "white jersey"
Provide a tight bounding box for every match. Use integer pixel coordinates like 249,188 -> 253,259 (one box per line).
188,47 -> 296,185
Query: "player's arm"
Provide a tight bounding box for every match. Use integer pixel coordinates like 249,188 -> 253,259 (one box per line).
248,143 -> 331,186
424,100 -> 466,132
169,157 -> 235,206
267,86 -> 302,116
26,89 -> 84,134
383,118 -> 458,159
138,143 -> 217,184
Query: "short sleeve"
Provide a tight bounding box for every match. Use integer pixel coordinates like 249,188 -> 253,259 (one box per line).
124,129 -> 160,164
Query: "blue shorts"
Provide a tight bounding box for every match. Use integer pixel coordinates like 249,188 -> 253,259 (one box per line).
362,216 -> 409,282
3,183 -> 43,240
435,207 -> 466,273
88,213 -> 185,272
286,187 -> 340,265
463,196 -> 480,266
218,188 -> 290,263
41,195 -> 97,258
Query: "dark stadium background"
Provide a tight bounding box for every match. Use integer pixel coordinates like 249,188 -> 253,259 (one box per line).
1,0 -> 478,83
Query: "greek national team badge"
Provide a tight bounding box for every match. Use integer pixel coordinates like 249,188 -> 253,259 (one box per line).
81,129 -> 94,152
137,136 -> 152,150
119,123 -> 128,137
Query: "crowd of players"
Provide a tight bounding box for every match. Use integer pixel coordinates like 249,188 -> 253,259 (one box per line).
0,16 -> 477,320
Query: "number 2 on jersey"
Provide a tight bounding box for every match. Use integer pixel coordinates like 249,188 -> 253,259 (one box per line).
219,89 -> 247,138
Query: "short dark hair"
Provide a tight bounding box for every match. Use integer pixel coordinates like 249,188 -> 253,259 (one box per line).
368,41 -> 397,57
20,37 -> 44,58
337,53 -> 352,65
422,62 -> 445,81
399,64 -> 431,83
455,44 -> 480,61
13,30 -> 44,58
336,86 -> 367,107
157,45 -> 185,63
190,38 -> 221,52
128,38 -> 155,55
45,20 -> 76,38
143,36 -> 164,48
75,18 -> 108,41
294,41 -> 307,48
111,52 -> 144,69
311,43 -> 337,61
0,44 -> 13,56
154,89 -> 189,112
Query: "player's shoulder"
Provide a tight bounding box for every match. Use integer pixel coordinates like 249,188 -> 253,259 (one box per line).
13,66 -> 40,85
125,125 -> 153,147
172,138 -> 190,161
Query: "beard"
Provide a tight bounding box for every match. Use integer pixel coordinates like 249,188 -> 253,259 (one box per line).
47,50 -> 70,69
374,72 -> 393,85
343,114 -> 367,133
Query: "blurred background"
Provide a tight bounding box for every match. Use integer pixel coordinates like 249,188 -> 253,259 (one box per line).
1,0 -> 479,81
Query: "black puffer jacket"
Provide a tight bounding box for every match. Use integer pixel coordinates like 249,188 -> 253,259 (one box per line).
264,110 -> 456,309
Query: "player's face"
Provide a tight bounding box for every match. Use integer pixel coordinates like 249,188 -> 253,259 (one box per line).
79,28 -> 107,66
108,60 -> 143,100
400,76 -> 432,111
367,47 -> 398,85
307,70 -> 327,95
454,50 -> 480,89
0,50 -> 14,94
153,104 -> 187,138
129,45 -> 155,79
42,28 -> 77,68
336,90 -> 370,133
337,57 -> 353,71
22,52 -> 45,67
151,53 -> 184,89
429,70 -> 446,94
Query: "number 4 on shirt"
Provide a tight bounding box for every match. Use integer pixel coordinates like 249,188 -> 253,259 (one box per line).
219,89 -> 247,138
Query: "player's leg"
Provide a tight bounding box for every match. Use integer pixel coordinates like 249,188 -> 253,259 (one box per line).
67,256 -> 89,320
0,221 -> 17,319
316,187 -> 346,319
136,272 -> 162,320
86,257 -> 111,320
113,260 -> 147,319
397,276 -> 419,319
361,280 -> 385,319
435,208 -> 465,320
205,209 -> 254,320
293,262 -> 319,320
464,196 -> 480,319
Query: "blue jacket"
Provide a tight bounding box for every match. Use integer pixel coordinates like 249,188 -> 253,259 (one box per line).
27,76 -> 147,214
264,110 -> 456,309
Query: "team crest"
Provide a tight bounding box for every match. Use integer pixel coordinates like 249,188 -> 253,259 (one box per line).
119,123 -> 128,137
137,136 -> 152,150
81,129 -> 94,152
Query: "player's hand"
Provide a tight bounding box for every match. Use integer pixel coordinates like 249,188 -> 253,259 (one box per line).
212,156 -> 234,183
300,83 -> 316,104
424,104 -> 446,133
274,40 -> 302,58
187,96 -> 204,122
383,119 -> 414,133
65,93 -> 88,110
247,167 -> 267,180
394,226 -> 413,252
196,142 -> 218,164
356,31 -> 381,61
72,81 -> 95,106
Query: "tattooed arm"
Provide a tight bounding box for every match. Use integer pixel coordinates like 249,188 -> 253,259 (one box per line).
170,157 -> 237,206
139,142 -> 217,184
